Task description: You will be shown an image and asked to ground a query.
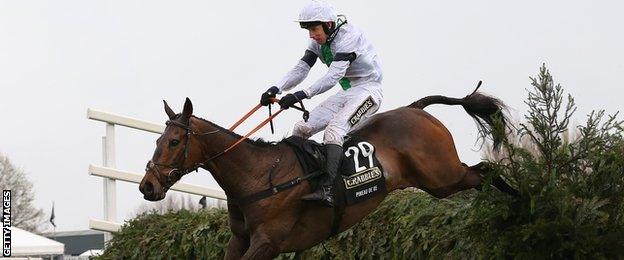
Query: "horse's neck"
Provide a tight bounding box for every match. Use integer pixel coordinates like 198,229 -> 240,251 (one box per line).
191,117 -> 273,198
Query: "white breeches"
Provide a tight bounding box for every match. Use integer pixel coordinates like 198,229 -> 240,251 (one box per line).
292,82 -> 383,145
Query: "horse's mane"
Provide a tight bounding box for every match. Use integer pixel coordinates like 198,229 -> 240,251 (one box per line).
190,115 -> 276,148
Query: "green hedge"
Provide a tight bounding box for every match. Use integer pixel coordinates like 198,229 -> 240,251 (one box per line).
98,187 -> 623,259
98,191 -> 479,259
98,207 -> 231,259
98,65 -> 624,259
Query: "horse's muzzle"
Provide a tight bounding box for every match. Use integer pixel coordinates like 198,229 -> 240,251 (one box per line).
139,174 -> 166,201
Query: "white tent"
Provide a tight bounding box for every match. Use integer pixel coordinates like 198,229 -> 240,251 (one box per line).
5,227 -> 64,257
79,249 -> 103,257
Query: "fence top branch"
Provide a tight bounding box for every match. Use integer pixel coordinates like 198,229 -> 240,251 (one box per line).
87,108 -> 165,134
90,219 -> 121,233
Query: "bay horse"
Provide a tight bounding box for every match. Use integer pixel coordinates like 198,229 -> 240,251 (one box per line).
139,88 -> 517,259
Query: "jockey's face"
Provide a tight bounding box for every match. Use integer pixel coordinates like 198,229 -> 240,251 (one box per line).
306,22 -> 332,44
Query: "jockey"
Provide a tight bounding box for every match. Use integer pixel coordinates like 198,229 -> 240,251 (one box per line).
260,0 -> 383,207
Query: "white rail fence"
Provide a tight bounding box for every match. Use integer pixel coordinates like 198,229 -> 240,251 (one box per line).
87,109 -> 227,241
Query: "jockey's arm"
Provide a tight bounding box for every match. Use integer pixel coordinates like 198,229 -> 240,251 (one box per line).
275,50 -> 318,93
303,57 -> 351,98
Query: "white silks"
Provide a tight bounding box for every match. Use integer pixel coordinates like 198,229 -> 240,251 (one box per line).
274,1 -> 384,145
296,0 -> 337,22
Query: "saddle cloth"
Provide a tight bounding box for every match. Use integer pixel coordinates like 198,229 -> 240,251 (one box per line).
283,136 -> 386,205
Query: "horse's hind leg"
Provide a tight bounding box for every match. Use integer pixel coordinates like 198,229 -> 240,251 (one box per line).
465,162 -> 519,197
441,162 -> 518,197
457,162 -> 484,191
424,162 -> 483,197
492,176 -> 520,197
414,163 -> 483,199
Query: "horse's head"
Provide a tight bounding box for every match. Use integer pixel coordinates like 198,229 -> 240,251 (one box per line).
139,98 -> 205,201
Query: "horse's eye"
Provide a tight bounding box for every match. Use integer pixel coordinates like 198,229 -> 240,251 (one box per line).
169,139 -> 180,147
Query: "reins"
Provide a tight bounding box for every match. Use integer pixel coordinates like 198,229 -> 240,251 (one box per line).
223,98 -> 308,154
149,98 -> 329,207
228,104 -> 262,132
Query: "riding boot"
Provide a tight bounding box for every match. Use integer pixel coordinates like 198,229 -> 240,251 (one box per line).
301,144 -> 342,207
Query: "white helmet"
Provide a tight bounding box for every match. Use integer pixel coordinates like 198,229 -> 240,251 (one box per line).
296,0 -> 337,23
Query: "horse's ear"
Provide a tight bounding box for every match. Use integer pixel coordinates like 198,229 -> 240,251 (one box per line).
181,97 -> 193,121
163,100 -> 176,120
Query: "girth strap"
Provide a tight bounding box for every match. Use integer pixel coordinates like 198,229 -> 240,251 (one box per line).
229,170 -> 324,206
330,178 -> 346,237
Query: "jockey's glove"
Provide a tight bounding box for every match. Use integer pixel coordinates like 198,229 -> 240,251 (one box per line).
260,86 -> 280,106
279,91 -> 307,109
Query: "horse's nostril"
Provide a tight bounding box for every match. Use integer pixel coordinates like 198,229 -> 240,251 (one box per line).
140,180 -> 154,196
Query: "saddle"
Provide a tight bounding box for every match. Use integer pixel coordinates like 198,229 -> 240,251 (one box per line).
229,136 -> 384,228
283,136 -> 386,206
283,136 -> 326,191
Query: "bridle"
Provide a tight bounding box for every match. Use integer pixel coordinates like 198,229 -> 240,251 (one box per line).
143,101 -> 324,207
145,118 -> 221,183
144,100 -> 309,186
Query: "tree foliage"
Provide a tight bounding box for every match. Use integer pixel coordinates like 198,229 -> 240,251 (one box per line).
0,154 -> 45,233
467,64 -> 624,258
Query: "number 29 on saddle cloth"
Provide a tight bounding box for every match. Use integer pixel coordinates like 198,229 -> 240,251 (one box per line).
339,136 -> 386,205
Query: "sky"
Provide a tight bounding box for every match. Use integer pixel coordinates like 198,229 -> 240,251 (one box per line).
0,0 -> 622,231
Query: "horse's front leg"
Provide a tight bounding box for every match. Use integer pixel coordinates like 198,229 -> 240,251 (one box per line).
241,230 -> 279,260
225,204 -> 250,259
225,233 -> 249,260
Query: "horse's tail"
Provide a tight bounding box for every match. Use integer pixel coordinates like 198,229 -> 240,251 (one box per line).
407,83 -> 508,150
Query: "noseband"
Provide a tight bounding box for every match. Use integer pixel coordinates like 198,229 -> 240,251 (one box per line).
146,119 -> 220,181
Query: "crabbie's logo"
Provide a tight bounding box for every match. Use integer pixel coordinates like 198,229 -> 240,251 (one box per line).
349,96 -> 375,126
341,138 -> 386,205
343,167 -> 382,190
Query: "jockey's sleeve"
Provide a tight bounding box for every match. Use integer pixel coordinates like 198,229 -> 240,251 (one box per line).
303,58 -> 351,98
303,30 -> 358,98
275,50 -> 318,93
